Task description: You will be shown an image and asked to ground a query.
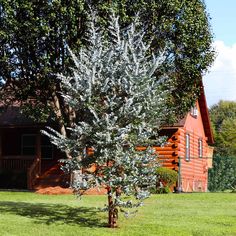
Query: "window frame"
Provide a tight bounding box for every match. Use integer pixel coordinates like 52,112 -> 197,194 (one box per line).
21,134 -> 53,159
198,138 -> 203,158
190,105 -> 198,118
41,136 -> 54,160
185,134 -> 190,161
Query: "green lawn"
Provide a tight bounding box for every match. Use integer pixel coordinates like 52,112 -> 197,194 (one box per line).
0,191 -> 235,236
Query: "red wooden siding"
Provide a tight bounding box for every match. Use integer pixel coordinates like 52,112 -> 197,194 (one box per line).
178,128 -> 208,192
154,132 -> 179,171
155,101 -> 212,192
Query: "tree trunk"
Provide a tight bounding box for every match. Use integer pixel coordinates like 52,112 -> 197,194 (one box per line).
107,187 -> 118,228
51,92 -> 73,161
51,92 -> 67,137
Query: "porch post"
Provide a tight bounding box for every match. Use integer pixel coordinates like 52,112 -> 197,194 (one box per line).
0,129 -> 2,169
36,132 -> 41,174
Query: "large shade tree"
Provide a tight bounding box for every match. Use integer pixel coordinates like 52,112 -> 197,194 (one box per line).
43,12 -> 177,227
209,101 -> 236,157
0,0 -> 215,137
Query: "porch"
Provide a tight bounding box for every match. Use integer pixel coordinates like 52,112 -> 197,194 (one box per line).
0,127 -> 65,190
0,155 -> 40,189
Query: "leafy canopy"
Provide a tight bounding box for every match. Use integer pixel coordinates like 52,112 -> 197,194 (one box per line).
0,0 -> 215,128
209,100 -> 236,156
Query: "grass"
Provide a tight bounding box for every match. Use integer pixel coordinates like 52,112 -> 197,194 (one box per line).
0,191 -> 235,236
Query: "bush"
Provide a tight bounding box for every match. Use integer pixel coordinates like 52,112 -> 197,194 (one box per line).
156,186 -> 172,194
156,167 -> 178,193
208,155 -> 236,192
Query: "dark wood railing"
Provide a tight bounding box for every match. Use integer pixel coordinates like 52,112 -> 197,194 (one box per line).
27,157 -> 41,190
1,156 -> 34,171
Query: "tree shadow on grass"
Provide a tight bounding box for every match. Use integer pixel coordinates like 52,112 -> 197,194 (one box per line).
0,201 -> 106,227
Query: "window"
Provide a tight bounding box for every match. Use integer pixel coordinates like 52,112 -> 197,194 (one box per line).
21,134 -> 53,159
190,105 -> 198,118
21,134 -> 36,156
41,136 -> 53,159
198,139 -> 203,158
185,134 -> 190,161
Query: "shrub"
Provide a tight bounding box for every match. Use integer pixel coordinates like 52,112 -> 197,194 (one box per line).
156,167 -> 178,193
156,186 -> 172,194
208,155 -> 236,192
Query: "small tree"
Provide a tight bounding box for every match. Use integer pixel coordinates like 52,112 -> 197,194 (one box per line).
43,12 -> 177,227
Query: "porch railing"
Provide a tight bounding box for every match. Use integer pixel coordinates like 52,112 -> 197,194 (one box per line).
27,157 -> 41,190
1,156 -> 34,171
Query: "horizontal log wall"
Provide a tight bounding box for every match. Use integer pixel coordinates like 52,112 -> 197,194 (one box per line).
178,128 -> 208,192
1,158 -> 34,171
155,127 -> 209,192
154,129 -> 179,171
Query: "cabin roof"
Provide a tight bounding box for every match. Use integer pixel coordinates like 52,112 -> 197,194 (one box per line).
0,106 -> 47,128
162,82 -> 214,145
0,81 -> 214,144
198,82 -> 214,144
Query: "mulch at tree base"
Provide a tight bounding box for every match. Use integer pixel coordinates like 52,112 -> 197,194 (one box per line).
35,186 -> 107,195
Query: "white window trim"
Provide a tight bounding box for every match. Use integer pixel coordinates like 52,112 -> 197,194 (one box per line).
198,139 -> 203,158
190,106 -> 198,118
185,134 -> 190,161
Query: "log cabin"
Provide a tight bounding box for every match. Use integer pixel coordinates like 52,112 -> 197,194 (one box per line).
155,86 -> 214,192
0,86 -> 214,193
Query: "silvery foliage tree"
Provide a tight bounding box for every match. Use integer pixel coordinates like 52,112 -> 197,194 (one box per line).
43,11 -> 175,227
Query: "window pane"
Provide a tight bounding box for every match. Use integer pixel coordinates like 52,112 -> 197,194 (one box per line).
199,139 -> 203,158
41,136 -> 51,145
185,134 -> 190,161
190,106 -> 198,117
41,146 -> 53,159
22,135 -> 36,156
22,147 -> 36,156
22,135 -> 36,146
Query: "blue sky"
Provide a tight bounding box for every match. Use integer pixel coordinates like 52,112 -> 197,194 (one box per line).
203,0 -> 236,106
205,0 -> 236,46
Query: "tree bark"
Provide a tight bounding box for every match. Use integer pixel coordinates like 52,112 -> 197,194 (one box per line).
107,187 -> 118,228
51,92 -> 67,137
51,92 -> 74,161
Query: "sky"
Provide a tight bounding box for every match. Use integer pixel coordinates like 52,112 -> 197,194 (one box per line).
203,0 -> 236,107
